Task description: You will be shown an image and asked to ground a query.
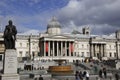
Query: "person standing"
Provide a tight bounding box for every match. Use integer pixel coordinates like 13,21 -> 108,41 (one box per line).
99,69 -> 103,78
103,68 -> 107,78
86,71 -> 89,80
115,73 -> 119,80
75,71 -> 80,80
79,71 -> 83,80
39,75 -> 43,80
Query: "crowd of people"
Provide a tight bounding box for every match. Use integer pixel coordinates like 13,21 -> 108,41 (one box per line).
75,70 -> 89,80
98,67 -> 107,78
34,75 -> 44,80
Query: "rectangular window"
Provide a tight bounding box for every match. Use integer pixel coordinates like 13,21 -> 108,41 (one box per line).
27,43 -> 29,47
26,51 -> 29,57
87,45 -> 89,49
0,55 -> 2,61
114,52 -> 117,57
19,51 -> 23,57
109,52 -> 112,57
74,52 -> 76,56
32,52 -> 35,57
81,52 -> 84,57
114,45 -> 116,49
87,52 -> 90,57
71,52 -> 73,56
20,43 -> 22,47
0,44 -> 2,47
109,45 -> 111,49
82,44 -> 84,48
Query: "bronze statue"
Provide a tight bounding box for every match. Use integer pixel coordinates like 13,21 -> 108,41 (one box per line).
4,20 -> 17,49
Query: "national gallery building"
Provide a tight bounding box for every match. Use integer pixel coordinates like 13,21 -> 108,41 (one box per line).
0,17 -> 120,62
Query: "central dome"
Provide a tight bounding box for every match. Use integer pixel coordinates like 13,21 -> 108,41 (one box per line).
47,17 -> 61,35
47,17 -> 61,28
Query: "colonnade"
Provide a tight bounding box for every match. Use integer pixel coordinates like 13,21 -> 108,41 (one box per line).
90,43 -> 106,59
41,41 -> 74,57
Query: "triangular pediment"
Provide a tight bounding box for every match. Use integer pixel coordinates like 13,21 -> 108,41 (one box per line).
50,35 -> 71,39
52,35 -> 68,38
41,34 -> 74,41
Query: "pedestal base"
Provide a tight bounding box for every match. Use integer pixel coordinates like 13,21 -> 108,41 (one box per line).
0,74 -> 19,80
0,49 -> 20,80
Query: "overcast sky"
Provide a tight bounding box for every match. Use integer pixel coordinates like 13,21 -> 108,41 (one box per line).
0,0 -> 120,35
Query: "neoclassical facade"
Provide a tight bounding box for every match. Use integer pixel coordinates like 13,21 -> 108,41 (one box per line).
0,17 -> 120,62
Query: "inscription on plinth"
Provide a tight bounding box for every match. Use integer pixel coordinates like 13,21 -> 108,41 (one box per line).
3,49 -> 17,74
0,49 -> 20,80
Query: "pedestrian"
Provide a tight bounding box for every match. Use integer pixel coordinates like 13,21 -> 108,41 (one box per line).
79,71 -> 83,80
103,68 -> 107,78
96,77 -> 100,80
86,71 -> 89,80
94,66 -> 98,74
115,73 -> 119,80
34,77 -> 37,80
83,71 -> 87,78
75,71 -> 80,80
39,75 -> 43,80
82,71 -> 87,80
99,69 -> 102,78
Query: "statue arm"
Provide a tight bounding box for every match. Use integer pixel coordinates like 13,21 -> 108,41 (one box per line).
13,26 -> 17,35
13,26 -> 17,40
4,26 -> 8,38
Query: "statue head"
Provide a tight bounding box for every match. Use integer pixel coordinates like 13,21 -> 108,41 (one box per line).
8,20 -> 13,25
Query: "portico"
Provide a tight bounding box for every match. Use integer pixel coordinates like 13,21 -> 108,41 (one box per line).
40,35 -> 74,58
90,38 -> 106,59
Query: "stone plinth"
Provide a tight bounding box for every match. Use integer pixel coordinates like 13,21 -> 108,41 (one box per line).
0,49 -> 20,80
1,74 -> 19,80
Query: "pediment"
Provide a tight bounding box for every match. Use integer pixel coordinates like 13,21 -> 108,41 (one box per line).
50,35 -> 70,39
41,34 -> 74,41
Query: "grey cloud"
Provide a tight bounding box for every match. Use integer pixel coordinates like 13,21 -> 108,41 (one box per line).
57,0 -> 120,35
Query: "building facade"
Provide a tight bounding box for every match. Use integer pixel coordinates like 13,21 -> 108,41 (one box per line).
0,17 -> 120,62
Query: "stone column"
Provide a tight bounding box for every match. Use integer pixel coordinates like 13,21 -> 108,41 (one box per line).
95,44 -> 98,57
90,44 -> 93,58
57,41 -> 59,56
73,43 -> 75,56
48,41 -> 50,56
53,41 -> 54,57
103,44 -> 105,57
116,42 -> 120,59
39,41 -> 42,56
92,44 -> 94,57
99,44 -> 101,57
29,39 -> 32,59
93,44 -> 94,57
94,44 -> 96,57
101,44 -> 103,57
69,42 -> 71,56
99,44 -> 102,59
44,41 -> 46,57
104,44 -> 106,57
61,41 -> 63,56
65,41 -> 67,56
118,43 -> 120,59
